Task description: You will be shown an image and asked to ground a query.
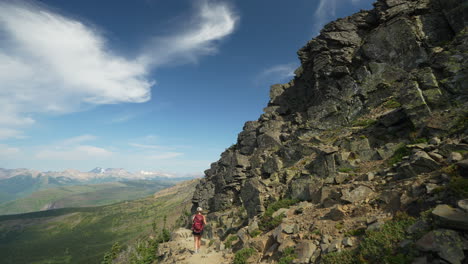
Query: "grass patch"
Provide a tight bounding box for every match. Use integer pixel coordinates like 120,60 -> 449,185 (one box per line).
259,199 -> 298,232
387,144 -> 411,165
322,213 -> 416,264
383,99 -> 402,109
345,228 -> 366,237
338,167 -> 355,173
411,138 -> 428,144
335,222 -> 344,230
448,177 -> 468,198
250,229 -> 262,238
352,119 -> 377,128
233,248 -> 256,264
278,247 -> 297,264
224,235 -> 239,249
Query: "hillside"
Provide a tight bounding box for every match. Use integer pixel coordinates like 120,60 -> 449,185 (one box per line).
159,0 -> 468,263
0,180 -> 174,215
0,179 -> 199,264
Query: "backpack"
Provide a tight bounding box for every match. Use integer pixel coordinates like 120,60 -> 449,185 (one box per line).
192,214 -> 204,233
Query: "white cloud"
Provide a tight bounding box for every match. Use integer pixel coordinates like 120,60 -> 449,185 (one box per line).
35,145 -> 113,160
129,143 -> 167,150
146,152 -> 184,160
0,1 -> 237,139
0,144 -> 21,156
139,0 -> 238,67
313,0 -> 369,34
0,128 -> 25,140
61,134 -> 97,146
255,63 -> 297,86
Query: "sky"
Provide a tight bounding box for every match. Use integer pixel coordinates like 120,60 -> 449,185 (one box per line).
0,0 -> 375,177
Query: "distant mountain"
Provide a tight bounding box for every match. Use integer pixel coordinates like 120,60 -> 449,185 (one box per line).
0,180 -> 174,215
0,167 -> 194,204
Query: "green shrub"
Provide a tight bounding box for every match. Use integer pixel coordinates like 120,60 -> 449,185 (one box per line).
224,235 -> 238,249
259,213 -> 285,231
250,229 -> 262,238
322,249 -> 357,264
388,144 -> 411,165
278,247 -> 297,264
258,198 -> 298,232
449,176 -> 468,198
101,242 -> 122,264
338,167 -> 355,173
233,248 -> 256,264
263,199 -> 299,218
383,99 -> 401,109
322,213 -> 415,264
352,119 -> 377,128
345,228 -> 365,237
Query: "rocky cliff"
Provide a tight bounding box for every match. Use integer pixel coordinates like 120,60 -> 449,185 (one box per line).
187,0 -> 467,263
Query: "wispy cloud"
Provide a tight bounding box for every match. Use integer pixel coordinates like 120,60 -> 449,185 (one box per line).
255,62 -> 297,86
0,0 -> 238,139
0,144 -> 21,156
61,134 -> 97,146
139,0 -> 238,67
129,143 -> 167,150
313,0 -> 368,34
146,152 -> 184,160
0,128 -> 25,140
35,145 -> 113,161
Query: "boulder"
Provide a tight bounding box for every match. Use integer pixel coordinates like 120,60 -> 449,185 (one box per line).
432,204 -> 468,231
416,229 -> 465,264
456,159 -> 468,177
341,185 -> 375,203
457,199 -> 468,212
171,228 -> 192,241
294,240 -> 317,264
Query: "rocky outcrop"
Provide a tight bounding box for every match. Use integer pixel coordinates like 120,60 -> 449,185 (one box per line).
188,0 -> 467,263
193,0 -> 467,218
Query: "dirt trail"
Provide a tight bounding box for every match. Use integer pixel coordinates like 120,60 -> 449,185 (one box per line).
159,229 -> 231,264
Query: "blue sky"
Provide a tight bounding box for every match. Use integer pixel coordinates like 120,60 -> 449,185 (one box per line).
0,0 -> 374,176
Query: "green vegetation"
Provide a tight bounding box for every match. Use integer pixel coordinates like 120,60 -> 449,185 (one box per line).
352,119 -> 377,128
383,99 -> 401,109
387,144 -> 411,165
233,247 -> 256,264
322,213 -> 416,264
278,247 -> 297,264
249,229 -> 262,238
345,228 -> 366,237
259,198 -> 298,231
0,180 -> 197,264
0,180 -> 173,215
448,115 -> 468,135
338,167 -> 355,173
224,235 -> 239,249
449,176 -> 468,198
102,242 -> 122,264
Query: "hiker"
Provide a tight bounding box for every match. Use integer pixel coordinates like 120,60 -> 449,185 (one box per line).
192,207 -> 207,253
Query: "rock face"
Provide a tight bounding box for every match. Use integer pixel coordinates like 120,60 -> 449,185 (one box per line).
186,2 -> 468,263
192,0 -> 468,219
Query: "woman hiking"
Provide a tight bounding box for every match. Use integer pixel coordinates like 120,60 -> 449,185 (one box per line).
192,207 -> 207,253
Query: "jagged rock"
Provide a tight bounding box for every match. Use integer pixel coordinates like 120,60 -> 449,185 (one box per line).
432,204 -> 468,231
342,237 -> 355,247
171,228 -> 192,241
294,240 -> 317,264
341,185 -> 375,204
272,208 -> 289,218
289,176 -> 323,203
457,199 -> 468,212
416,229 -> 465,264
449,152 -> 463,162
240,179 -> 265,218
334,172 -> 348,184
407,220 -> 430,235
323,205 -> 346,221
457,159 -> 468,177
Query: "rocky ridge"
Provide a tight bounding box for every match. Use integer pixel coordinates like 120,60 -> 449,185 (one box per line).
160,0 -> 468,263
